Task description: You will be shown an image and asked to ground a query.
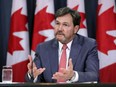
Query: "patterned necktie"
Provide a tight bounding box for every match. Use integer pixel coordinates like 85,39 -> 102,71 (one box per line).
57,44 -> 67,82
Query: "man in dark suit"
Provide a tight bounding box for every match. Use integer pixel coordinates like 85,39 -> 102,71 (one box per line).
26,7 -> 99,83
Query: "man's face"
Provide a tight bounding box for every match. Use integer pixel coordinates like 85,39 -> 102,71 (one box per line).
54,14 -> 79,44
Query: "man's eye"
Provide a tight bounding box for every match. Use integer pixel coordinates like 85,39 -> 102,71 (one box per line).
63,24 -> 68,26
56,22 -> 59,25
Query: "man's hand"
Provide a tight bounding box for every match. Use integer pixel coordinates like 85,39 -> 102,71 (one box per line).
52,58 -> 74,81
27,55 -> 45,79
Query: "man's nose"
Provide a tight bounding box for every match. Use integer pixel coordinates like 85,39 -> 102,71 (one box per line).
58,25 -> 63,31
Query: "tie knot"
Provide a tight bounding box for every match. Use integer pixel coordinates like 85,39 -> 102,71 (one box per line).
62,44 -> 67,50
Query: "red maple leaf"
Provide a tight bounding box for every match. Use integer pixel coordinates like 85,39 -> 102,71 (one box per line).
73,6 -> 86,29
32,6 -> 54,51
8,8 -> 28,55
97,6 -> 116,55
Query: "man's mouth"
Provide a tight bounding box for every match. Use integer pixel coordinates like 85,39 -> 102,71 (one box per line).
56,32 -> 64,35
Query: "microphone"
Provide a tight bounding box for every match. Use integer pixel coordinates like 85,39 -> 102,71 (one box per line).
30,60 -> 34,80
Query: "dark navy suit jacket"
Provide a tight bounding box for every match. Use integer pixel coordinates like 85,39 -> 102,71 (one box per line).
26,34 -> 99,83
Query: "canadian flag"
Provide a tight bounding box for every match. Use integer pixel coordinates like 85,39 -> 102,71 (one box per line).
7,0 -> 29,82
67,0 -> 88,37
96,0 -> 116,82
31,0 -> 55,58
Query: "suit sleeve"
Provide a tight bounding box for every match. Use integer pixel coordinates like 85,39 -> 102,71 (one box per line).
77,40 -> 99,82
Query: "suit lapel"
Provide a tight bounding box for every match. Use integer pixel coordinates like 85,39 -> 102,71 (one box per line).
49,39 -> 59,76
69,35 -> 82,67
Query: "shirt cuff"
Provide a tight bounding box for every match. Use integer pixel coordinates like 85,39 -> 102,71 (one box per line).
28,72 -> 32,79
67,71 -> 79,83
28,72 -> 38,83
33,76 -> 38,83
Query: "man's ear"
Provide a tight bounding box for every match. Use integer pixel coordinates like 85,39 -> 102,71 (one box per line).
74,25 -> 79,34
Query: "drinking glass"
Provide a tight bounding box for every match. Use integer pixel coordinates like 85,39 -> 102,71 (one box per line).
2,66 -> 13,83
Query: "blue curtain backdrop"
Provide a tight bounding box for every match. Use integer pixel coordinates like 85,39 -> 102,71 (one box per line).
0,0 -> 12,81
0,0 -> 97,81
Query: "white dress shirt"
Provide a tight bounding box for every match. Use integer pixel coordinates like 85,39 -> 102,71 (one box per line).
58,41 -> 79,83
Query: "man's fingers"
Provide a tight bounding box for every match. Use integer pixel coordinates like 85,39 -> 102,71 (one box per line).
33,68 -> 46,78
27,55 -> 35,73
59,68 -> 67,74
28,55 -> 32,63
28,55 -> 36,68
33,62 -> 36,67
28,55 -> 37,68
68,58 -> 73,69
52,59 -> 74,81
52,72 -> 64,79
38,68 -> 46,74
34,68 -> 45,74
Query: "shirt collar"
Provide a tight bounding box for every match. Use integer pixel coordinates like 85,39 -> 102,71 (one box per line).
59,41 -> 73,52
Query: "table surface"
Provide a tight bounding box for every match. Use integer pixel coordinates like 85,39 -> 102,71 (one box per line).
0,82 -> 116,87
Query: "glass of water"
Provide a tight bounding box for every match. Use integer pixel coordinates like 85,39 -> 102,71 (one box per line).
2,66 -> 13,83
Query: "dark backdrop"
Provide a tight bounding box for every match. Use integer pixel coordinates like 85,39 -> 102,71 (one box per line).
0,0 -> 98,81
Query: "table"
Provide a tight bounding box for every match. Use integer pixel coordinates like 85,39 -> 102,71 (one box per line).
0,82 -> 116,87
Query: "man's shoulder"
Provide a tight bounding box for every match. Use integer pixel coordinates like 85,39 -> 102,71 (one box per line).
76,34 -> 96,47
75,34 -> 97,50
78,34 -> 96,43
37,38 -> 56,47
